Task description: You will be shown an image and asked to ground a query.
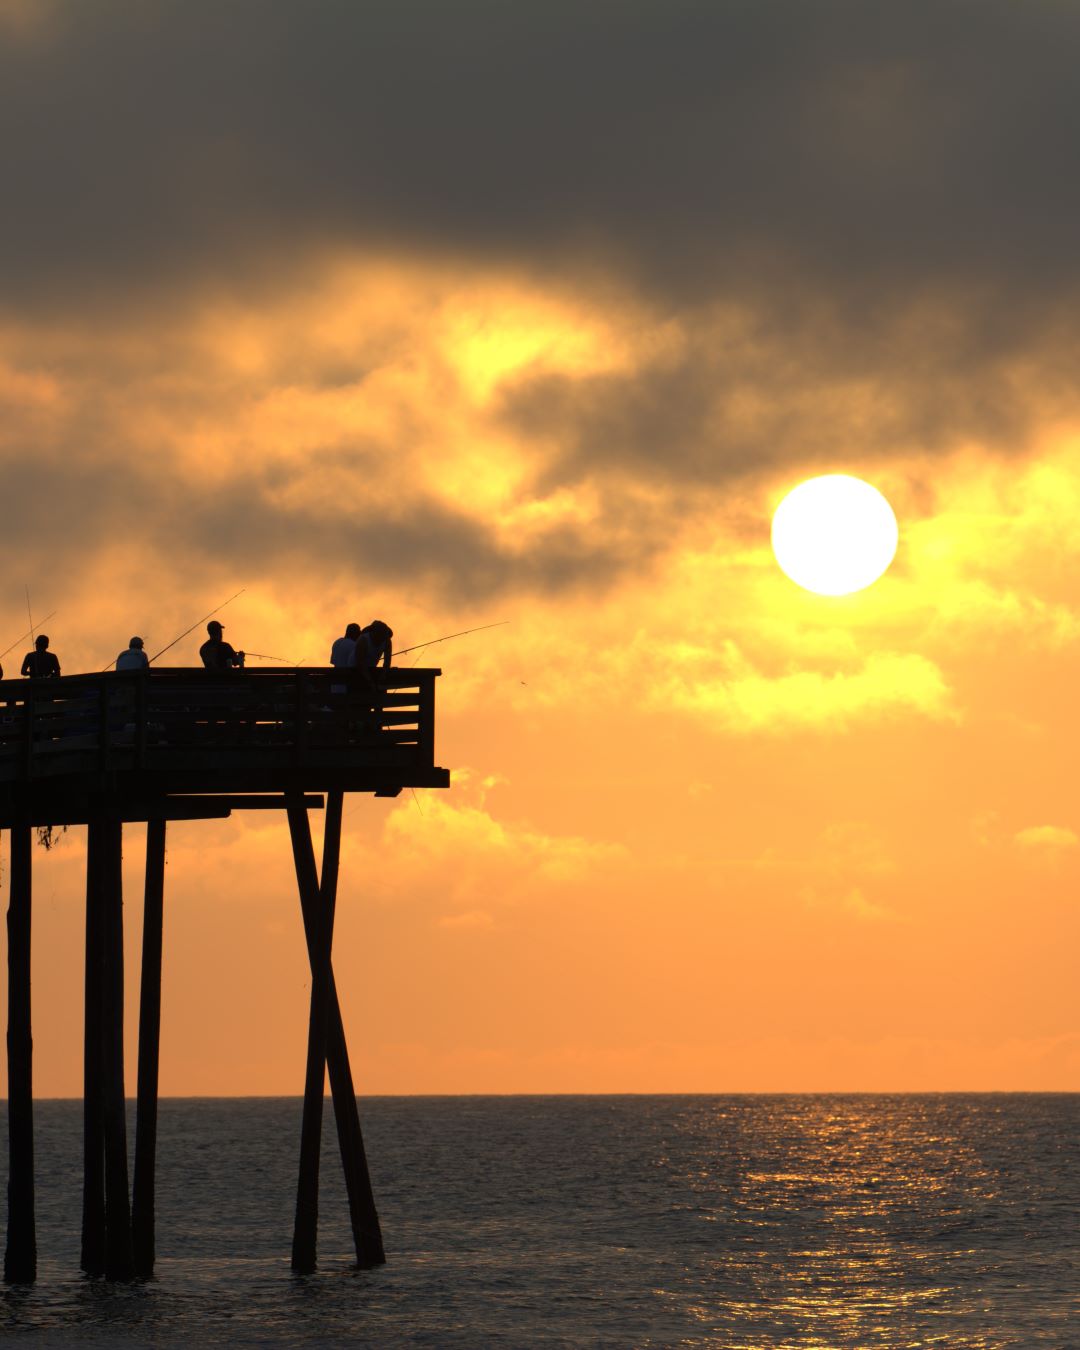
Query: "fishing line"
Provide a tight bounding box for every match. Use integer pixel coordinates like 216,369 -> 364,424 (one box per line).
0,610 -> 58,662
244,651 -> 294,664
396,620 -> 509,664
149,588 -> 246,664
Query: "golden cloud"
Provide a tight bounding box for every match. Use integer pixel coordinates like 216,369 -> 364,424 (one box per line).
1013,825 -> 1079,850
382,769 -> 626,914
646,647 -> 954,734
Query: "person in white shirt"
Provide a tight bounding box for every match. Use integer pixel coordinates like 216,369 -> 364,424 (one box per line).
329,623 -> 361,694
330,623 -> 361,669
115,636 -> 150,671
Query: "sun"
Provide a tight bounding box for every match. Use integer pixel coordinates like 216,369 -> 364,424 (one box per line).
771,474 -> 899,596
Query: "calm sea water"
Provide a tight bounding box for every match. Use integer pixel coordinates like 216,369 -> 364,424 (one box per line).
0,1095 -> 1077,1347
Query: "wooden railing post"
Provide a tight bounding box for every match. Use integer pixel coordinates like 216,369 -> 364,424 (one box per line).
134,674 -> 147,769
98,683 -> 111,775
21,687 -> 34,781
293,672 -> 309,762
418,673 -> 435,766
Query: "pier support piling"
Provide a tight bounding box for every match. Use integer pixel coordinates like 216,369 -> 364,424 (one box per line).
325,979 -> 385,1267
288,791 -> 385,1270
289,791 -> 340,1273
4,816 -> 36,1284
101,815 -> 135,1280
132,818 -> 166,1277
81,819 -> 107,1275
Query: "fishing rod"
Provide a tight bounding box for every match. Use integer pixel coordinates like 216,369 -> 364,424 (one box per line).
244,651 -> 295,663
0,610 -> 58,662
396,620 -> 509,659
25,586 -> 35,644
148,588 -> 246,664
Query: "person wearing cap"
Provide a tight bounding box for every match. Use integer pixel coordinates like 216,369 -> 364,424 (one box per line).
115,636 -> 150,672
21,633 -> 61,678
199,620 -> 245,672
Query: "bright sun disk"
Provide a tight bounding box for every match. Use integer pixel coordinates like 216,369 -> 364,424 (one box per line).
771,474 -> 899,596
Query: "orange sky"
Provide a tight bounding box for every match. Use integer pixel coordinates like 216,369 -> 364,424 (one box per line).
2,2 -> 1079,1093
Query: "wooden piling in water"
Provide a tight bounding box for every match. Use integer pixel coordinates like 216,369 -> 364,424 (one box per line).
4,816 -> 36,1284
81,819 -> 107,1275
132,818 -> 166,1277
319,790 -> 385,1269
325,979 -> 385,1267
288,792 -> 385,1269
101,815 -> 135,1280
289,792 -> 340,1273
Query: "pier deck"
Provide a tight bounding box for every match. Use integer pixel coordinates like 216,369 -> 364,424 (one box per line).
0,666 -> 448,824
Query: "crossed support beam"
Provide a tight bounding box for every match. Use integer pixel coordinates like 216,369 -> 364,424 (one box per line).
287,790 -> 385,1273
5,792 -> 384,1284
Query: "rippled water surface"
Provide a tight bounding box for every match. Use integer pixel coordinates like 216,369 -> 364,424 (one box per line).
1,1095 -> 1077,1346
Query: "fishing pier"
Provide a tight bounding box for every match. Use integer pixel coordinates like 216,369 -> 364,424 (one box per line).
1,665 -> 449,1282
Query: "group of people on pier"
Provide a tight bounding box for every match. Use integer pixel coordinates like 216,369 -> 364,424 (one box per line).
0,619 -> 394,681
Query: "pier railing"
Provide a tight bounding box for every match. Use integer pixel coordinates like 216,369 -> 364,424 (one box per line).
0,666 -> 443,793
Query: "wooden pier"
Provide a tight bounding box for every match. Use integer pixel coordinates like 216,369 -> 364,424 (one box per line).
0,666 -> 449,1281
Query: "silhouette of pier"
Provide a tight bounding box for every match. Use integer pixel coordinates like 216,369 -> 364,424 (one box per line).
1,666 -> 449,1281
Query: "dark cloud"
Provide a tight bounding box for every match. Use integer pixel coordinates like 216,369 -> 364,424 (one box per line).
500,296 -> 1080,487
2,1 -> 1080,311
3,1 -> 1079,608
0,405 -> 675,606
177,475 -> 661,603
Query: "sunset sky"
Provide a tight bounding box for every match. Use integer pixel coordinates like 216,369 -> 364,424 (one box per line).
3,0 -> 1080,1095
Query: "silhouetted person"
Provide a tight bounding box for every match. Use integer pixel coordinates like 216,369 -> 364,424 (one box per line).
359,620 -> 393,668
330,622 -> 362,669
115,636 -> 149,671
330,622 -> 362,695
21,634 -> 60,678
199,620 -> 244,671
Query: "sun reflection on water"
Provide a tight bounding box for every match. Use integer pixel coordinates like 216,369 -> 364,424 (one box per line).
649,1095 -> 1063,1348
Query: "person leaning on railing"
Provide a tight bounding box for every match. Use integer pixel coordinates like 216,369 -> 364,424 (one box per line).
359,620 -> 393,669
353,620 -> 393,734
199,620 -> 245,671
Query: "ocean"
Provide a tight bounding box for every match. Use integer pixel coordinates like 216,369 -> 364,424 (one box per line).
1,1095 -> 1077,1347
